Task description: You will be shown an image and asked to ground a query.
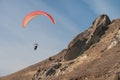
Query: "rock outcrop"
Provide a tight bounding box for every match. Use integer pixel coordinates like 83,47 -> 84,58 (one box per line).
64,14 -> 111,61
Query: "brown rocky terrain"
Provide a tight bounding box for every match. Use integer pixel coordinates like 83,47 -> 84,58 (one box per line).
0,14 -> 120,80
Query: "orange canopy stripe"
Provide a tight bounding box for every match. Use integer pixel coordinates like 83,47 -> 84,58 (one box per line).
22,11 -> 56,28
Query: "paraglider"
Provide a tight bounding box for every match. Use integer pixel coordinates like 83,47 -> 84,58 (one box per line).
22,10 -> 56,28
33,43 -> 38,50
22,10 -> 56,51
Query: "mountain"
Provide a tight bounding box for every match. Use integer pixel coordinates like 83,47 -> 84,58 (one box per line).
0,14 -> 120,80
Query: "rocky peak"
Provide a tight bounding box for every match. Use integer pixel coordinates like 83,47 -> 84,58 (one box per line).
64,14 -> 111,61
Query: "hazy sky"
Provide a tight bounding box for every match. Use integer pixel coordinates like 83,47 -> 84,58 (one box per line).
0,0 -> 120,76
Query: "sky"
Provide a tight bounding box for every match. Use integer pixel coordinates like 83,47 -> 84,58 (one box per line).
0,0 -> 120,76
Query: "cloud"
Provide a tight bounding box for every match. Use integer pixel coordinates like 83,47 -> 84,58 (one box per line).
83,0 -> 120,19
37,1 -> 81,35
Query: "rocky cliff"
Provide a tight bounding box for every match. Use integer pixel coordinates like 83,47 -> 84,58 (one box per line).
64,14 -> 111,61
0,14 -> 120,80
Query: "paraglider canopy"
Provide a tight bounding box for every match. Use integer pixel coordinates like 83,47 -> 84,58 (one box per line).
22,10 -> 56,28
